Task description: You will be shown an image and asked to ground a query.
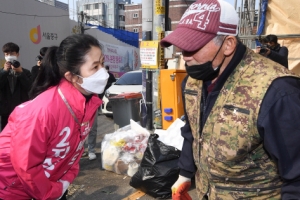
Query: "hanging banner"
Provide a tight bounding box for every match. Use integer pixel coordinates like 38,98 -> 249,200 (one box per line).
101,41 -> 140,78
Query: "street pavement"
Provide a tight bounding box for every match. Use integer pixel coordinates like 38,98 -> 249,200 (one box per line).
67,114 -> 198,200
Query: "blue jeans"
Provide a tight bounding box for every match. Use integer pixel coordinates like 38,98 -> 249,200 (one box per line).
88,110 -> 98,153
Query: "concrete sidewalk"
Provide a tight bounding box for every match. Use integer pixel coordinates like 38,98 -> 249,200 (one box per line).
68,115 -> 198,200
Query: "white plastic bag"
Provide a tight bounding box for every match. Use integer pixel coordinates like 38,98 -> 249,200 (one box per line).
101,120 -> 150,176
155,118 -> 185,150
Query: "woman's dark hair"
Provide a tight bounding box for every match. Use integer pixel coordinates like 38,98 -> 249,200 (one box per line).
39,47 -> 48,56
29,34 -> 102,99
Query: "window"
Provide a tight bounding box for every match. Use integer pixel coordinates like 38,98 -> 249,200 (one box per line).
118,4 -> 124,10
119,15 -> 125,21
84,4 -> 90,10
109,3 -> 113,8
133,13 -> 138,18
108,14 -> 113,20
115,72 -> 142,86
94,3 -> 99,9
133,28 -> 139,33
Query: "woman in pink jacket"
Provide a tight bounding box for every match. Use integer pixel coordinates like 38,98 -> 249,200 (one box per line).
0,34 -> 109,199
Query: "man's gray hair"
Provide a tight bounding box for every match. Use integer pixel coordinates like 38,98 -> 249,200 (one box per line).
212,35 -> 226,46
212,35 -> 239,46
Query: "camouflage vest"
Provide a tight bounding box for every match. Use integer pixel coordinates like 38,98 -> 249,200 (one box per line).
185,49 -> 299,199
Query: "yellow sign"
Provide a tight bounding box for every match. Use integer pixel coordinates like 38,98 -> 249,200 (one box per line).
155,0 -> 165,15
158,32 -> 165,69
140,41 -> 159,69
156,6 -> 165,15
0,59 -> 5,69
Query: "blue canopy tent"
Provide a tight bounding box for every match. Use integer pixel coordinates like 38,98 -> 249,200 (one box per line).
87,23 -> 139,48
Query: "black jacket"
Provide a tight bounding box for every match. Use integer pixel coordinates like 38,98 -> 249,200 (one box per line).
31,65 -> 40,82
99,72 -> 116,99
0,68 -> 32,115
106,72 -> 116,90
267,44 -> 289,69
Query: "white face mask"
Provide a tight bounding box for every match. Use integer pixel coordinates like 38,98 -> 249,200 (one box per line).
77,67 -> 109,94
5,55 -> 18,62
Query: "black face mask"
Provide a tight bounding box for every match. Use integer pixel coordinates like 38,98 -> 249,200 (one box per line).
185,36 -> 227,81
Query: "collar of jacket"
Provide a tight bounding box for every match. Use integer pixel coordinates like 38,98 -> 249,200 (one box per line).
271,43 -> 281,52
209,42 -> 247,93
58,79 -> 102,118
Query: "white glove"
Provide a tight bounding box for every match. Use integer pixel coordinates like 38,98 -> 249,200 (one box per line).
57,180 -> 70,200
171,175 -> 192,200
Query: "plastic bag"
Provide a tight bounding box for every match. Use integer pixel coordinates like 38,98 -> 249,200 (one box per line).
129,134 -> 181,199
101,120 -> 150,176
155,118 -> 185,150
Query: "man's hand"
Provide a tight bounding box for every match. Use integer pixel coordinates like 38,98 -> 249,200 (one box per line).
10,61 -> 22,73
255,46 -> 261,54
171,175 -> 192,200
265,48 -> 271,56
3,61 -> 12,71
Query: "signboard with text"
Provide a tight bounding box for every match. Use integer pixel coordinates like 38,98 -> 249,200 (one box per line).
101,41 -> 140,78
140,41 -> 159,69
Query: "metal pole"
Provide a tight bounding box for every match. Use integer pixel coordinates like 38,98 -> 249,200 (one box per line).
257,0 -> 261,35
141,0 -> 153,128
241,0 -> 244,35
80,11 -> 85,34
165,0 -> 169,31
234,0 -> 237,10
146,71 -> 153,130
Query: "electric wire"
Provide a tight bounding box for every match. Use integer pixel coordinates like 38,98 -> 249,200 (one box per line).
0,10 -> 69,17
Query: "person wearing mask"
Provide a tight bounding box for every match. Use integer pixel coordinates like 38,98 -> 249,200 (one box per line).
257,34 -> 289,69
31,47 -> 48,81
0,42 -> 32,131
160,0 -> 300,199
98,65 -> 116,99
0,34 -> 109,199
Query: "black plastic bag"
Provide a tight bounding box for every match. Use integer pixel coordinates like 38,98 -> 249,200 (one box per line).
129,134 -> 181,199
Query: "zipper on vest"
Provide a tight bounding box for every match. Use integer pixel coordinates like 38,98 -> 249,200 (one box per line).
256,188 -> 260,196
223,105 -> 250,115
212,173 -> 266,182
184,89 -> 198,96
214,184 -> 281,193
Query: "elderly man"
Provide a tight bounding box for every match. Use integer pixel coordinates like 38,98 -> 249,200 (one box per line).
160,0 -> 300,199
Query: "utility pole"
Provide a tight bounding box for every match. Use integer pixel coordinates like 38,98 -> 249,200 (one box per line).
79,11 -> 85,34
141,0 -> 153,129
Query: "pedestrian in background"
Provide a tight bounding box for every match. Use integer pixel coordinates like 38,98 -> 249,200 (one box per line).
31,46 -> 48,81
256,34 -> 289,69
161,0 -> 300,199
0,42 -> 32,131
84,65 -> 116,160
99,65 -> 116,99
0,34 -> 109,199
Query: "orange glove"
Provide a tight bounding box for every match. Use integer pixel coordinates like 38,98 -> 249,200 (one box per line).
171,175 -> 192,200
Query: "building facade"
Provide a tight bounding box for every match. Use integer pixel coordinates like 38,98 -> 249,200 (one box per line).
124,0 -> 195,41
124,3 -> 142,39
36,0 -> 68,10
77,0 -> 131,29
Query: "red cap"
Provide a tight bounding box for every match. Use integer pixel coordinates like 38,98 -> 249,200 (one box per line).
160,0 -> 239,52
